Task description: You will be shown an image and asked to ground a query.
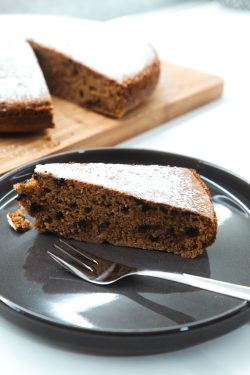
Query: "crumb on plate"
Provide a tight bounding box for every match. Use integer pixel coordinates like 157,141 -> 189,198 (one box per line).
7,209 -> 31,232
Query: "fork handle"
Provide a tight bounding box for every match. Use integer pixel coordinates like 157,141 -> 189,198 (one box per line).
137,270 -> 250,302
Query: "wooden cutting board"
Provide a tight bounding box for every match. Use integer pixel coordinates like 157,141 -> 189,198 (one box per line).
0,62 -> 223,174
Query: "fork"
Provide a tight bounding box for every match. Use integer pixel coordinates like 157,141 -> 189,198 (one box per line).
48,239 -> 250,301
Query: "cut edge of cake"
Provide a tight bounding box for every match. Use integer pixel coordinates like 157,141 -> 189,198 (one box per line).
28,39 -> 160,118
0,22 -> 160,132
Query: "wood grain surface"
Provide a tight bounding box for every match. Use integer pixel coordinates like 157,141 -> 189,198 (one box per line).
0,62 -> 223,174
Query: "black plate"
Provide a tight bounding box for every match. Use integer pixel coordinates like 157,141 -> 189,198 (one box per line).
0,148 -> 250,355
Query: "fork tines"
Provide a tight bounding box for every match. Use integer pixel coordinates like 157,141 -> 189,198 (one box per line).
49,239 -> 98,273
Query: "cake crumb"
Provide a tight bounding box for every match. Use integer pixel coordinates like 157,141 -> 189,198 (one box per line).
7,209 -> 31,232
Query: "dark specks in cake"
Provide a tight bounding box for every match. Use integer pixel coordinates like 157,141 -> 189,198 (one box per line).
99,222 -> 110,229
134,198 -> 152,212
79,89 -> 84,98
103,202 -> 112,208
55,178 -> 66,187
73,66 -> 79,76
141,204 -> 152,213
160,206 -> 168,214
17,193 -> 28,201
32,173 -> 40,180
85,98 -> 102,108
70,202 -> 78,208
78,219 -> 87,229
138,224 -> 151,233
85,207 -> 92,213
185,227 -> 200,237
149,235 -> 160,243
55,211 -> 64,220
29,202 -> 43,214
121,206 -> 129,213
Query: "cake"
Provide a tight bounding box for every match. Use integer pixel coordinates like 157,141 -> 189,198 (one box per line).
28,23 -> 160,118
0,21 -> 160,132
0,40 -> 54,132
14,163 -> 217,258
7,209 -> 31,232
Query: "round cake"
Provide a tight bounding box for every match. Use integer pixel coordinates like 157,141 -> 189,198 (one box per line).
0,17 -> 160,132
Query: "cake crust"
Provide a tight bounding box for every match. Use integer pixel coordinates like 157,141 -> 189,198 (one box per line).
14,163 -> 217,258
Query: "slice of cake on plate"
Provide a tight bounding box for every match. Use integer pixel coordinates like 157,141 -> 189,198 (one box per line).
14,163 -> 217,258
0,40 -> 54,132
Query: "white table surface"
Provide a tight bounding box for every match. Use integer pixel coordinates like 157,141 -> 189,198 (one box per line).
0,2 -> 250,374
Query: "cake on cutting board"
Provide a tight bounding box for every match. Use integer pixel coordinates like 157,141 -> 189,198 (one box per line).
0,21 -> 160,132
28,22 -> 160,118
0,40 -> 53,132
14,163 -> 217,258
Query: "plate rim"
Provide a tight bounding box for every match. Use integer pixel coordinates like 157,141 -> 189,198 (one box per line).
1,146 -> 250,186
0,294 -> 249,337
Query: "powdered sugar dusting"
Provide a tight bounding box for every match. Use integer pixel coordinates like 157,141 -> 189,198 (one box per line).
30,21 -> 157,82
0,40 -> 50,103
35,163 -> 214,218
0,15 -> 158,84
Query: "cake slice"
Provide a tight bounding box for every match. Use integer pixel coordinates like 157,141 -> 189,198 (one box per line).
28,22 -> 160,118
14,163 -> 217,258
0,40 -> 54,132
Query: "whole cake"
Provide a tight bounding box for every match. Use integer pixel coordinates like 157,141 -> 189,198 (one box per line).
14,163 -> 217,258
0,21 -> 160,132
0,40 -> 54,132
28,22 -> 160,118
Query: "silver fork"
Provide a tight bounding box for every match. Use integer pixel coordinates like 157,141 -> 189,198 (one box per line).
48,239 -> 250,301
